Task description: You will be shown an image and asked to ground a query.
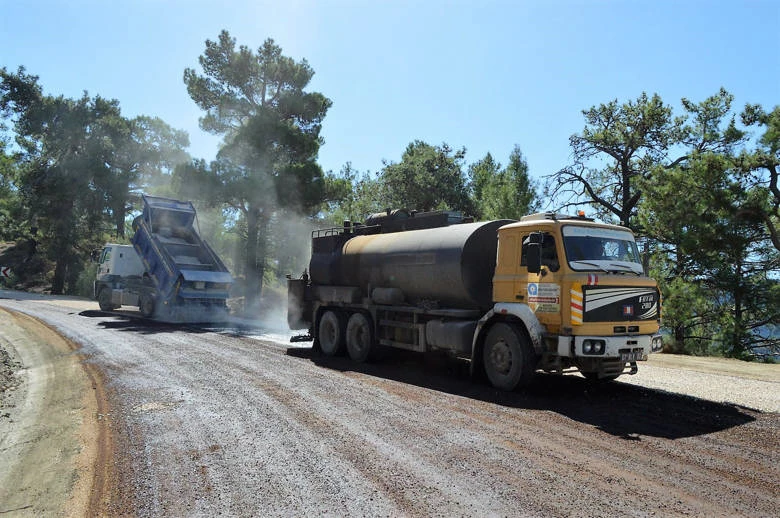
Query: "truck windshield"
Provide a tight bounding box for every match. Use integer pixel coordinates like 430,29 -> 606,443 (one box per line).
562,225 -> 643,274
100,247 -> 111,264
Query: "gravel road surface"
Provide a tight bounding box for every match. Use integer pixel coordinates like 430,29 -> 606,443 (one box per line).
0,292 -> 778,517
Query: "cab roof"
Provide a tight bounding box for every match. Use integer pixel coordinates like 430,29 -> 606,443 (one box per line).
498,212 -> 633,233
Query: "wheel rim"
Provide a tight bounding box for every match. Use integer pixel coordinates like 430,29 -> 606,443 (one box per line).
318,311 -> 343,355
482,322 -> 535,391
489,340 -> 512,375
99,289 -> 112,309
322,321 -> 336,346
347,313 -> 372,361
140,294 -> 155,317
352,320 -> 369,354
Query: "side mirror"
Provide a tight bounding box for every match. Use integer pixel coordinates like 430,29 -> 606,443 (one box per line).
527,242 -> 542,273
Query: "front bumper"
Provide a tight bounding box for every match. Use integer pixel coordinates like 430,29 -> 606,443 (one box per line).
558,334 -> 663,359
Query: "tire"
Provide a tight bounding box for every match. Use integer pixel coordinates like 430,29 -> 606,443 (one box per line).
98,288 -> 117,311
318,310 -> 345,356
346,312 -> 374,363
139,292 -> 156,318
482,322 -> 536,391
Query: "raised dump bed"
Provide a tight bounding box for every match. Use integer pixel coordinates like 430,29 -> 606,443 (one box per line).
114,195 -> 233,321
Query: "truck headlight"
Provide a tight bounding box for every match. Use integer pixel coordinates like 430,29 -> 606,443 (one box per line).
583,339 -> 605,355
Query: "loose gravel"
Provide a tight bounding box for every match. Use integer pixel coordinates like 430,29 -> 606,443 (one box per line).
620,360 -> 779,413
0,294 -> 778,517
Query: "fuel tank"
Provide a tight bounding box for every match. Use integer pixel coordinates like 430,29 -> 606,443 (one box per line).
310,220 -> 512,310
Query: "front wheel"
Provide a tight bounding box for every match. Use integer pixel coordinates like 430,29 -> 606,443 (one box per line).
482,322 -> 536,391
98,288 -> 117,311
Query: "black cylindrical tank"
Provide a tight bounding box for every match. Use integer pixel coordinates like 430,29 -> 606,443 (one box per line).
310,220 -> 512,311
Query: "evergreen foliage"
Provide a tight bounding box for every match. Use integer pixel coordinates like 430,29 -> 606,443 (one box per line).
0,66 -> 189,294
181,31 -> 332,308
0,46 -> 775,359
470,146 -> 539,220
550,88 -> 778,359
380,140 -> 473,214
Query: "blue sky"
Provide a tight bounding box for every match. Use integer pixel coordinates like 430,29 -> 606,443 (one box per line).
2,0 -> 778,189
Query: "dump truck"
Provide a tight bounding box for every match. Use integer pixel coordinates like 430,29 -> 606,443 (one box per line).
94,195 -> 233,322
288,209 -> 663,390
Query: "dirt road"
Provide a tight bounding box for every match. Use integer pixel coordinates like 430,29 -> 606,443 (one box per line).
0,293 -> 778,517
0,305 -> 112,516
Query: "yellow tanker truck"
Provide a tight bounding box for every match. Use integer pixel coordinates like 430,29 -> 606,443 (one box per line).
288,210 -> 663,391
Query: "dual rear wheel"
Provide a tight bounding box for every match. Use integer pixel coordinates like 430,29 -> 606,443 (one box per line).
317,309 -> 375,362
317,310 -> 345,356
139,292 -> 156,318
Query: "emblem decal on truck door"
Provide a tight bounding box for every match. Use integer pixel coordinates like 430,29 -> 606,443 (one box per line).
527,283 -> 561,313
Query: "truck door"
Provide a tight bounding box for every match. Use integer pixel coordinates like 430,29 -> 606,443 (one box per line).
520,232 -> 562,328
97,247 -> 112,277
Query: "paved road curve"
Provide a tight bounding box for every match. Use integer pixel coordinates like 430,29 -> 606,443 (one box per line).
1,294 -> 778,517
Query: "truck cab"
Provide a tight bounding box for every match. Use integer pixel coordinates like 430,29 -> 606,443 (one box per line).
94,244 -> 148,311
95,244 -> 145,282
492,212 -> 663,380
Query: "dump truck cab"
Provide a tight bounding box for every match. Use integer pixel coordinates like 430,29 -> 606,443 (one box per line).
95,244 -> 145,283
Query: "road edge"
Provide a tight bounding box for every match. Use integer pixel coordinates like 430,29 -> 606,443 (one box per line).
0,308 -> 116,516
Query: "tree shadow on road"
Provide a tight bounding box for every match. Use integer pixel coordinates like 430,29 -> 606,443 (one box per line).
287,346 -> 758,440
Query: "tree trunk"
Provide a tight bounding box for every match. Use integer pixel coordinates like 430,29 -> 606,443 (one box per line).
244,207 -> 260,311
51,256 -> 67,295
51,198 -> 74,295
110,185 -> 129,238
621,159 -> 632,228
672,246 -> 686,354
256,217 -> 268,302
114,201 -> 126,239
243,207 -> 272,313
731,259 -> 745,358
641,238 -> 650,275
